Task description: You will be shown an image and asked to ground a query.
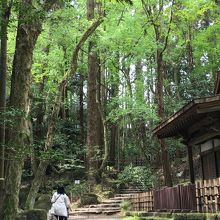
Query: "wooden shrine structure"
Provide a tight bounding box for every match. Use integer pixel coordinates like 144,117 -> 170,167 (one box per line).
153,71 -> 220,183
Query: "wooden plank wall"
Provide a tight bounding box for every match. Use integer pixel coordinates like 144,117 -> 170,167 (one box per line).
196,178 -> 220,212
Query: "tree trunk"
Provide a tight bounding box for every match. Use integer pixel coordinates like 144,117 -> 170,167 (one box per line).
25,83 -> 63,210
156,50 -> 173,187
79,72 -> 84,150
1,2 -> 42,218
0,0 -> 10,207
96,56 -> 104,152
86,0 -> 104,184
25,161 -> 49,209
187,25 -> 194,73
109,56 -> 120,166
59,47 -> 69,119
87,48 -> 100,184
134,61 -> 149,162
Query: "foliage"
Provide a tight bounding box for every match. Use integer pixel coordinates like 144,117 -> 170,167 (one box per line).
68,182 -> 90,200
2,1 -> 220,215
117,165 -> 156,190
120,200 -> 132,214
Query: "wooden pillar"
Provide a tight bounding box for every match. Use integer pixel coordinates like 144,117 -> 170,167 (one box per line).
187,144 -> 195,184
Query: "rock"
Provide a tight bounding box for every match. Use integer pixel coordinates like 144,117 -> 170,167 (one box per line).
15,209 -> 47,220
79,193 -> 98,206
34,194 -> 51,211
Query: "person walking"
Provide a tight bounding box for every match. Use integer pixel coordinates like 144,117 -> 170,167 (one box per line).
50,186 -> 71,220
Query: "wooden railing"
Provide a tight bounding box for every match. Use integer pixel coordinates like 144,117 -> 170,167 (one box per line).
196,178 -> 220,212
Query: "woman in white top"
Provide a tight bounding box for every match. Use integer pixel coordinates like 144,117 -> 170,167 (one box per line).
50,186 -> 71,220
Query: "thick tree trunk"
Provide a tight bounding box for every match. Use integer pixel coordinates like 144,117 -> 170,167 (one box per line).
86,0 -> 104,184
0,0 -> 10,206
1,2 -> 42,219
87,48 -> 100,183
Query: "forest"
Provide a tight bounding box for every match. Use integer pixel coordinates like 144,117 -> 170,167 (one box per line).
0,0 -> 220,219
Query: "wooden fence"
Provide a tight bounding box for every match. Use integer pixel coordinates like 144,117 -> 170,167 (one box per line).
130,184 -> 197,212
131,191 -> 154,211
153,184 -> 197,212
130,179 -> 220,213
196,178 -> 220,212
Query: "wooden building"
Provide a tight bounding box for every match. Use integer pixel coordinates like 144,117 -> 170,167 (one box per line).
153,71 -> 220,183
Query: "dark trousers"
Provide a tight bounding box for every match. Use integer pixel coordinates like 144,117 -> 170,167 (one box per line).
55,215 -> 67,220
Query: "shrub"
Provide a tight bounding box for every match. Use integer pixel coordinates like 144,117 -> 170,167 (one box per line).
117,164 -> 155,190
68,182 -> 90,201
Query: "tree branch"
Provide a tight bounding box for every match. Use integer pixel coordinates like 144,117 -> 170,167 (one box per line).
70,17 -> 104,76
161,0 -> 175,54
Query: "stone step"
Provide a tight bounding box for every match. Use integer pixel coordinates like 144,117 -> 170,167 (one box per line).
89,203 -> 120,208
71,207 -> 121,212
115,193 -> 138,197
70,207 -> 121,216
120,190 -> 144,194
102,199 -> 123,204
113,196 -> 133,199
121,188 -> 144,191
69,190 -> 144,217
102,209 -> 120,215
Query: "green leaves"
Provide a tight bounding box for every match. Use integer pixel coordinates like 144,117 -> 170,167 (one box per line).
107,96 -> 158,124
117,164 -> 156,190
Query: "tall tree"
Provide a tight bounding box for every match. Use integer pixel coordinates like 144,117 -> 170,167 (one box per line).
86,0 -> 104,184
0,1 -> 60,218
142,0 -> 174,186
1,1 -> 43,218
0,0 -> 12,211
109,55 -> 120,166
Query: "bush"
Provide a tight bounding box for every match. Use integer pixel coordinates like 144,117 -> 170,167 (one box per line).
68,182 -> 90,201
79,193 -> 98,206
120,200 -> 132,212
117,164 -> 155,190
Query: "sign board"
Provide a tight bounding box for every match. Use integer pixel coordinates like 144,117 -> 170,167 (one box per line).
74,180 -> 80,184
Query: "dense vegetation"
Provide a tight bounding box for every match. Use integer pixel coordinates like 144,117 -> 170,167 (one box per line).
0,0 -> 219,219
